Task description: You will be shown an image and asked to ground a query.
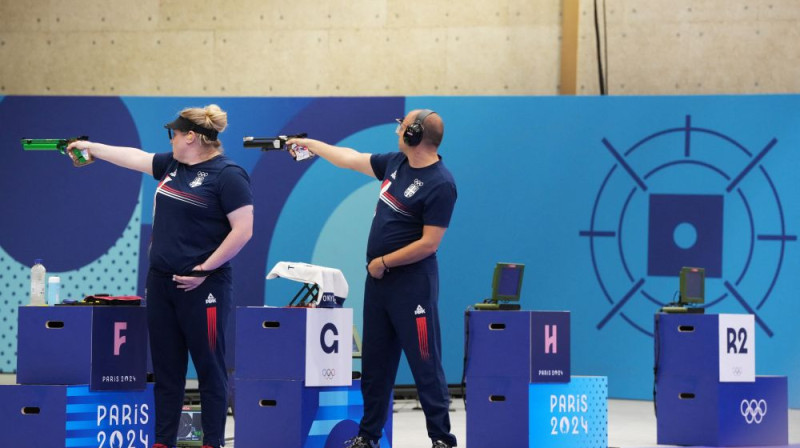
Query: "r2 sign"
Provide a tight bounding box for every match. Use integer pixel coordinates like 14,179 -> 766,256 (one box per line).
727,327 -> 749,354
718,314 -> 755,382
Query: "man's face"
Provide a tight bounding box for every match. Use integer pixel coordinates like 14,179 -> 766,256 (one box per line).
396,112 -> 414,152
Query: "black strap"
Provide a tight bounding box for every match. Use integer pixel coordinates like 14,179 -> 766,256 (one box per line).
165,116 -> 219,140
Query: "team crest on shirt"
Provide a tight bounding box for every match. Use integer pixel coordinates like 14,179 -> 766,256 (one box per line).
189,171 -> 208,188
404,179 -> 424,198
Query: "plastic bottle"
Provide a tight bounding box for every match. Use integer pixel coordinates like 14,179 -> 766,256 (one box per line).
30,259 -> 46,306
47,276 -> 61,306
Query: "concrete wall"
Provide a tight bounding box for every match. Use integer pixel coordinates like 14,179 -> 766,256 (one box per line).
578,0 -> 800,95
2,0 -> 797,97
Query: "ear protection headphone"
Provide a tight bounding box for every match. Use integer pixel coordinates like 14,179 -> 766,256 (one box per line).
403,109 -> 436,146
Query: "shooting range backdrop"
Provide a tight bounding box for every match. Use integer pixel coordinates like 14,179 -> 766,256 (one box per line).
1,94 -> 798,407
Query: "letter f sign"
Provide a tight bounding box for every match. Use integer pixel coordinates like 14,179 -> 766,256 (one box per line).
545,324 -> 557,354
114,322 -> 127,356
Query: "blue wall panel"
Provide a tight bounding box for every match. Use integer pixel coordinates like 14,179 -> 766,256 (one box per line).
1,95 -> 798,407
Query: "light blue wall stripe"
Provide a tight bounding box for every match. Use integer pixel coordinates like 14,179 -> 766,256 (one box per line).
65,437 -> 96,447
65,420 -> 99,430
318,391 -> 349,406
67,404 -> 97,413
308,419 -> 342,436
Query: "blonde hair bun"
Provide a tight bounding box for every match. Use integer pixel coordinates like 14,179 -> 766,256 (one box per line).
203,104 -> 227,133
178,104 -> 228,149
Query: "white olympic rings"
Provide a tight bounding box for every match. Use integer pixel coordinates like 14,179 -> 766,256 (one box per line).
740,398 -> 767,424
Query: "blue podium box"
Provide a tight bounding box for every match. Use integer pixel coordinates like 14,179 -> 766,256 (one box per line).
656,375 -> 788,447
236,307 -> 306,380
466,376 -> 607,448
466,310 -> 570,383
234,379 -> 392,448
655,313 -> 756,383
17,306 -> 148,390
0,383 -> 155,447
655,313 -> 719,381
235,307 -> 352,384
466,376 -> 529,446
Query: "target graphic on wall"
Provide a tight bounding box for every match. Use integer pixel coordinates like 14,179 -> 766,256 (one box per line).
580,115 -> 795,337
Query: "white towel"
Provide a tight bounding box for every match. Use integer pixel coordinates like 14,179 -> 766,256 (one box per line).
266,261 -> 349,307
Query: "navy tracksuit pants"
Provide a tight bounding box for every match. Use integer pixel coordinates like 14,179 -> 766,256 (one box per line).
358,262 -> 457,446
146,269 -> 232,448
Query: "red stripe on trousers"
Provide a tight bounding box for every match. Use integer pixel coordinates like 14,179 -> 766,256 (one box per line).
416,316 -> 429,360
207,307 -> 217,352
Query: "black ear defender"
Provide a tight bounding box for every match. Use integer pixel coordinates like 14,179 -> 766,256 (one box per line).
403,109 -> 436,146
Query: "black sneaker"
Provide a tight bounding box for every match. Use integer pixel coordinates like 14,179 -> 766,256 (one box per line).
343,436 -> 379,448
432,441 -> 453,448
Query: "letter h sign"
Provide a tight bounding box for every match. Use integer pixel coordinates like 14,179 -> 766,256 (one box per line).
545,325 -> 558,354
531,311 -> 570,383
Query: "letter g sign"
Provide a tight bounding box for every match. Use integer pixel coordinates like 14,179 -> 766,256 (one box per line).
320,322 -> 339,354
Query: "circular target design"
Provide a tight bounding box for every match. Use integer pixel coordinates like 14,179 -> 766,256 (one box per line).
580,115 -> 794,337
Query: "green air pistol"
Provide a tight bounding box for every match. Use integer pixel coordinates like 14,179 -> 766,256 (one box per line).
21,136 -> 95,167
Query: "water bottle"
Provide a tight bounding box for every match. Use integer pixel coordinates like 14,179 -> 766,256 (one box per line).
30,259 -> 46,306
47,276 -> 61,305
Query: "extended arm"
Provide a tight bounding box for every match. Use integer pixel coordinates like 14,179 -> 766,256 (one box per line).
287,137 -> 375,178
67,141 -> 154,175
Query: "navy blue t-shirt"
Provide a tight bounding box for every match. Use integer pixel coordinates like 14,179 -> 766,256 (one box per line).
367,152 -> 457,265
150,153 -> 253,275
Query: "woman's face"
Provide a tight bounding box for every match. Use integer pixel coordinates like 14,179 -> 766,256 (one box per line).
169,129 -> 194,161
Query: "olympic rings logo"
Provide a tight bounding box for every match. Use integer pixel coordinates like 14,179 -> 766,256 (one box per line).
322,368 -> 336,379
740,399 -> 767,424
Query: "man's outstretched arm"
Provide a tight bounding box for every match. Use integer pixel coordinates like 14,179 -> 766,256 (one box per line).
288,137 -> 375,178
